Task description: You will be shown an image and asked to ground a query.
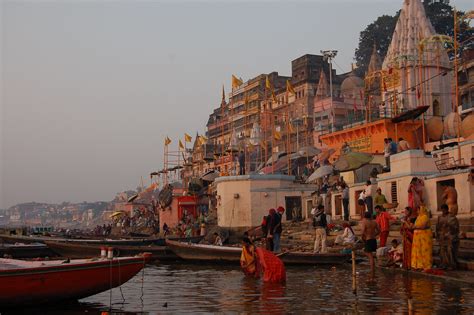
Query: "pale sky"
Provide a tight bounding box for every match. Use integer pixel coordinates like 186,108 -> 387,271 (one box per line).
1,0 -> 471,208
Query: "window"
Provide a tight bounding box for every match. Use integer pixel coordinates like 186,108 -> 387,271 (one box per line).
390,181 -> 398,203
433,99 -> 441,116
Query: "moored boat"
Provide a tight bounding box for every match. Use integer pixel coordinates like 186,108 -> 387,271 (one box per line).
0,233 -> 203,246
0,243 -> 57,259
166,240 -> 350,265
166,240 -> 242,262
0,253 -> 151,307
45,241 -> 178,261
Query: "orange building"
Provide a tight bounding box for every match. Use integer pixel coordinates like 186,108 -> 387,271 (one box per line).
320,119 -> 423,157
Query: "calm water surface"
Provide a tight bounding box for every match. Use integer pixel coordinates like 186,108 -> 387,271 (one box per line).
8,263 -> 474,314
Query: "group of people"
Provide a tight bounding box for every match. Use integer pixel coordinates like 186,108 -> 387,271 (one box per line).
360,180 -> 389,217
162,211 -> 209,238
383,137 -> 410,170
261,207 -> 284,253
360,202 -> 460,276
93,224 -> 112,236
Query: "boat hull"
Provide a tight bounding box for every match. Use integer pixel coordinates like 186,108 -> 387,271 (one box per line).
45,241 -> 178,261
0,255 -> 150,307
0,244 -> 57,259
166,240 -> 241,263
166,240 -> 349,265
0,234 -> 203,246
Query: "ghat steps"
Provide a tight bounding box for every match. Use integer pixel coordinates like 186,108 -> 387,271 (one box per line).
280,218 -> 474,270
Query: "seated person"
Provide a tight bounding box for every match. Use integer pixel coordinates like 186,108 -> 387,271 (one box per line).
334,222 -> 356,246
386,239 -> 403,267
213,232 -> 223,246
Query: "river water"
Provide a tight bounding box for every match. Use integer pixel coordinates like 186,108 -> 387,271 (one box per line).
12,263 -> 474,314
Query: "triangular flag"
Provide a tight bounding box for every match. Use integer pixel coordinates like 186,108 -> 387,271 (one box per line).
265,76 -> 271,89
274,130 -> 281,140
417,87 -> 421,99
179,140 -> 184,149
232,75 -> 243,89
164,137 -> 171,146
184,133 -> 192,142
288,122 -> 295,134
286,80 -> 295,95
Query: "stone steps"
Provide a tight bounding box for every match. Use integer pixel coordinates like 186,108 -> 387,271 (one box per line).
280,219 -> 474,267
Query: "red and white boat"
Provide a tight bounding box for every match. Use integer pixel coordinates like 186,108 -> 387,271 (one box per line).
0,253 -> 151,307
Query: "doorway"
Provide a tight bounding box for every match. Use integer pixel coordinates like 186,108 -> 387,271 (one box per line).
285,196 -> 302,221
436,179 -> 455,212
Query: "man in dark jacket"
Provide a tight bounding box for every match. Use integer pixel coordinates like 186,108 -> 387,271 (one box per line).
271,206 -> 284,253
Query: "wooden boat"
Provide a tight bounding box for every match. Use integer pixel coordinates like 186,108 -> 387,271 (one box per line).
166,240 -> 350,265
0,253 -> 151,307
45,241 -> 178,261
166,240 -> 241,262
0,234 -> 203,246
0,243 -> 56,259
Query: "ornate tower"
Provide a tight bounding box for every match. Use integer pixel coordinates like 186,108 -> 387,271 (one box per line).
381,0 -> 452,117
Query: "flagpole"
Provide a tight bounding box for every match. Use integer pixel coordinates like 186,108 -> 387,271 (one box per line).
418,40 -> 426,151
287,91 -> 291,176
454,7 -> 461,162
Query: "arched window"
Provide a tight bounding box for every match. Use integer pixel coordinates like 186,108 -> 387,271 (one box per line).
433,99 -> 441,116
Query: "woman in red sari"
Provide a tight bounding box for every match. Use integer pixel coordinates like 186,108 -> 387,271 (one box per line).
240,237 -> 286,283
400,206 -> 416,269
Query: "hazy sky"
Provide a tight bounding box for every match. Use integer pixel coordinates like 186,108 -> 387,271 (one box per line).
1,0 -> 471,208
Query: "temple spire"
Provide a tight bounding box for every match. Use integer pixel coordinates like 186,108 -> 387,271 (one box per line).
315,71 -> 329,100
221,85 -> 226,107
367,42 -> 381,75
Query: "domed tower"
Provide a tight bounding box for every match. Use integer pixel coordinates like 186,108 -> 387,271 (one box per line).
341,72 -> 364,105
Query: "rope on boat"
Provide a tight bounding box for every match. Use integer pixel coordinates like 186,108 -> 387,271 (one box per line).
140,255 -> 145,303
118,257 -> 125,302
109,258 -> 113,310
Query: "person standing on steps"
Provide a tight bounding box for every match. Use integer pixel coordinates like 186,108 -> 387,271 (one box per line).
364,180 -> 375,217
313,205 -> 328,254
342,183 -> 350,221
361,211 -> 380,277
436,204 -> 459,270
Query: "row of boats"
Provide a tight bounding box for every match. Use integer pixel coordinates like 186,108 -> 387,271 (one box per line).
1,233 -> 351,265
0,233 -> 350,309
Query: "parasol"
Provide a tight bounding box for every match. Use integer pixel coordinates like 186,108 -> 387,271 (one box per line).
314,148 -> 336,163
259,157 -> 289,174
265,152 -> 287,166
201,170 -> 219,182
127,194 -> 139,202
391,105 -> 429,123
306,165 -> 334,183
333,152 -> 374,172
298,146 -> 322,158
110,211 -> 125,218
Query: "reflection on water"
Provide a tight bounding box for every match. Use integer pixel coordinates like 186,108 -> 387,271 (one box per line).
8,263 -> 474,314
